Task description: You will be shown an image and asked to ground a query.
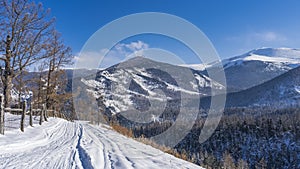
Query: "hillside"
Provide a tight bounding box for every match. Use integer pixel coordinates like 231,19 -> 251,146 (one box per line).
199,66 -> 300,109
225,65 -> 300,108
75,56 -> 224,117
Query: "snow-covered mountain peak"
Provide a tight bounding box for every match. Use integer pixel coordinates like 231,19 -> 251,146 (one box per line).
78,56 -> 225,115
216,48 -> 300,91
122,56 -> 153,65
180,48 -> 300,71
222,47 -> 300,69
247,47 -> 300,59
227,48 -> 300,63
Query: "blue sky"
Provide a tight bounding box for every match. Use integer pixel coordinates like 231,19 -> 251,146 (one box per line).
40,0 -> 300,65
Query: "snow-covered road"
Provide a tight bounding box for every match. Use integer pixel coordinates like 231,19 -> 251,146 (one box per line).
0,115 -> 203,169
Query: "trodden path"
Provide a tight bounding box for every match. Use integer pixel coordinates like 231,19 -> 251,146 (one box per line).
0,116 -> 204,169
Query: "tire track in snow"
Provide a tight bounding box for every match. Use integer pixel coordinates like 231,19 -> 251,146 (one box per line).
81,123 -> 110,169
1,117 -> 204,169
76,124 -> 93,169
83,124 -> 135,169
0,118 -> 83,169
81,123 -> 203,169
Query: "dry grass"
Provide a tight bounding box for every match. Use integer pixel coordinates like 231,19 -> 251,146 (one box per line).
110,123 -> 193,162
110,123 -> 134,138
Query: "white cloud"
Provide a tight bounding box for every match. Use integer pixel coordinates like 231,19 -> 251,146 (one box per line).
74,50 -> 107,69
74,41 -> 149,69
124,41 -> 149,51
252,31 -> 287,42
114,41 -> 149,57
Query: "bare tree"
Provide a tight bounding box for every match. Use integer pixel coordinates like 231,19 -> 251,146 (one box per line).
0,0 -> 54,108
43,30 -> 73,111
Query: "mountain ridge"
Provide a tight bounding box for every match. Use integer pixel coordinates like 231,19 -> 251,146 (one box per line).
199,65 -> 300,109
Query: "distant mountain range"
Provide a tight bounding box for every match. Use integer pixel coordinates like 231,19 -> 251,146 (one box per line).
11,47 -> 298,118
183,47 -> 300,92
70,47 -> 300,117
199,65 -> 300,109
226,65 -> 300,108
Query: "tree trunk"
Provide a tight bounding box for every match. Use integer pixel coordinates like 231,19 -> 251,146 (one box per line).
46,60 -> 54,110
43,104 -> 48,122
39,105 -> 44,125
37,71 -> 43,109
4,35 -> 13,109
17,71 -> 24,109
0,95 -> 4,135
29,102 -> 33,127
44,110 -> 48,121
20,101 -> 26,132
3,75 -> 12,108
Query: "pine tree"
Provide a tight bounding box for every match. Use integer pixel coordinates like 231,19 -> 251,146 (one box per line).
223,152 -> 236,169
236,159 -> 249,169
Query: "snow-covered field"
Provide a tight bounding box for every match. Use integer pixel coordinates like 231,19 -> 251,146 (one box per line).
0,113 -> 203,169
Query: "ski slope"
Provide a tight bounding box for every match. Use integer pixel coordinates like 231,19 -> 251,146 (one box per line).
0,114 -> 203,169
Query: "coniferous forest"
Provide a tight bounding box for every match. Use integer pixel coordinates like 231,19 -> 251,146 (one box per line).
103,106 -> 300,169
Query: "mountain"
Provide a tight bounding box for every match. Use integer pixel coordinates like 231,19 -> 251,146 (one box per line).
183,48 -> 300,92
222,48 -> 300,91
226,65 -> 300,108
200,66 -> 300,109
222,47 -> 300,69
7,48 -> 300,113
74,53 -> 300,116
77,56 -> 225,116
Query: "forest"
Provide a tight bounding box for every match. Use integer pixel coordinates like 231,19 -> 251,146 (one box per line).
105,106 -> 300,169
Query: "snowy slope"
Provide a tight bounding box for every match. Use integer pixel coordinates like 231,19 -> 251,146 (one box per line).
0,114 -> 203,169
181,48 -> 300,70
225,65 -> 300,108
179,63 -> 207,71
78,56 -> 225,115
222,48 -> 300,91
222,47 -> 300,69
186,48 -> 300,91
199,66 -> 300,109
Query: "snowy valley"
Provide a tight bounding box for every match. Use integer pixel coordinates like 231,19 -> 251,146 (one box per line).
1,1 -> 300,168
71,47 -> 300,168
1,47 -> 300,169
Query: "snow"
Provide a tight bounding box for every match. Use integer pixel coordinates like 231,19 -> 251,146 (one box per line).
0,114 -> 204,169
166,82 -> 201,95
222,48 -> 300,69
82,78 -> 105,88
181,48 -> 300,70
179,64 -> 207,71
294,86 -> 300,94
81,63 -> 225,115
249,47 -> 300,59
233,54 -> 300,64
